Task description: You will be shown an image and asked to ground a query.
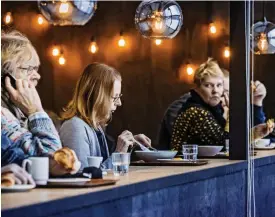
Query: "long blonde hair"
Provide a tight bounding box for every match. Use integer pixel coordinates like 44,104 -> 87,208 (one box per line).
1,30 -> 40,77
61,63 -> 121,129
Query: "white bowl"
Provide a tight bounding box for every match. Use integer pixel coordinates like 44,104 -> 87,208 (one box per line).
135,151 -> 177,162
198,146 -> 223,157
254,139 -> 270,148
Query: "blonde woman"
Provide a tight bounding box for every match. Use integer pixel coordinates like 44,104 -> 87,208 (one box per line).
170,58 -> 274,152
60,63 -> 151,170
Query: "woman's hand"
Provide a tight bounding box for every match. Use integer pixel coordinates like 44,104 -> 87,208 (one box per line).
1,164 -> 35,185
134,134 -> 151,147
5,77 -> 44,116
116,130 -> 135,152
252,121 -> 274,141
252,81 -> 267,106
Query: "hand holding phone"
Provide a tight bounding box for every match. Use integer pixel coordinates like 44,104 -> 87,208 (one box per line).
4,78 -> 44,116
2,73 -> 16,89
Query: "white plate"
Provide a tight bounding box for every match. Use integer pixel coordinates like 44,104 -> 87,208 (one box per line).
1,184 -> 36,192
47,178 -> 91,183
135,151 -> 177,162
254,143 -> 275,150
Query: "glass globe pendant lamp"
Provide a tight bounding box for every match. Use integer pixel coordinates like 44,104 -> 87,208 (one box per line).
135,0 -> 183,39
38,0 -> 97,26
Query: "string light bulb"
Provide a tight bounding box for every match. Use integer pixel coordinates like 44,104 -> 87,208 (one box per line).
223,46 -> 230,58
186,64 -> 194,75
118,31 -> 126,47
155,39 -> 162,46
59,0 -> 70,14
4,12 -> 13,25
58,51 -> 66,65
257,33 -> 269,52
209,23 -> 217,34
37,14 -> 44,25
52,46 -> 60,57
89,36 -> 98,54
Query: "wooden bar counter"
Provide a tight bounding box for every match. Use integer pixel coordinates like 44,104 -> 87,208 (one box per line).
2,150 -> 275,217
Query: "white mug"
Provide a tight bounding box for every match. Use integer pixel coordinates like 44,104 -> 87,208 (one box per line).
87,156 -> 103,168
22,157 -> 49,185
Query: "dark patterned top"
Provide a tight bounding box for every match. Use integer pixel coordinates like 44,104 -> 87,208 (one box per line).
170,90 -> 229,152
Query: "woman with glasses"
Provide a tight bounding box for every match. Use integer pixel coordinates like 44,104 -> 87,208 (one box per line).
59,63 -> 151,170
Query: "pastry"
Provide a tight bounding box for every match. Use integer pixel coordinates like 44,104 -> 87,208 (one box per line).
53,147 -> 81,173
1,172 -> 15,187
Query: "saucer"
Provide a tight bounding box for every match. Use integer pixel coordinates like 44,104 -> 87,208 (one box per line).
1,184 -> 36,193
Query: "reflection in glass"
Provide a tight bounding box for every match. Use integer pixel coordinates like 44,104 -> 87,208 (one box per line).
251,18 -> 275,54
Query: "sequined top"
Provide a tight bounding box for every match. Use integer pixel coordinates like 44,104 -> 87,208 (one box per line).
170,90 -> 229,152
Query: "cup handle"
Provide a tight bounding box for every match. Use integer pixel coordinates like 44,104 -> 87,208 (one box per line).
22,159 -> 32,172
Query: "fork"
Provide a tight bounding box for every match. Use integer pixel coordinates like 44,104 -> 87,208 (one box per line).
133,139 -> 158,151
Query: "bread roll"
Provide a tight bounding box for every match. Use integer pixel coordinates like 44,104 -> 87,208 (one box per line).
1,172 -> 15,187
53,147 -> 81,173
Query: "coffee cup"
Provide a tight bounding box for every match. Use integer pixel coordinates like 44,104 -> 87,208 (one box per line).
22,157 -> 49,185
87,156 -> 103,168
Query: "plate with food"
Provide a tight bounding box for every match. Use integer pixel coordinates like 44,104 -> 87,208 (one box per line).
2,184 -> 36,193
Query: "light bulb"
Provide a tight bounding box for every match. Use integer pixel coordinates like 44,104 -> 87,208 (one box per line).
155,39 -> 162,45
155,19 -> 163,30
118,37 -> 126,47
59,2 -> 69,14
186,65 -> 194,75
257,33 -> 269,52
4,12 -> 12,24
52,47 -> 60,56
209,23 -> 217,34
224,47 -> 230,58
37,15 -> 44,25
89,42 -> 98,53
59,55 -> 66,65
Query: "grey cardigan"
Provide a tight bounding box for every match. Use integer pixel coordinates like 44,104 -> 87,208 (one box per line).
59,116 -> 112,170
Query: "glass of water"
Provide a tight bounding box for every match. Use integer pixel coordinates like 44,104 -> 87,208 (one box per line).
182,145 -> 198,161
112,153 -> 130,176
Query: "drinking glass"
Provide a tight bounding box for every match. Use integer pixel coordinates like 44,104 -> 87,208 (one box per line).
112,153 -> 130,176
182,145 -> 198,161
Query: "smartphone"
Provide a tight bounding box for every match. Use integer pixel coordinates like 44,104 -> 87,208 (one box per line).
1,73 -> 17,89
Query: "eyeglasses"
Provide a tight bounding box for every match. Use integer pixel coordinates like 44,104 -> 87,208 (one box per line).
112,94 -> 123,103
18,66 -> 39,75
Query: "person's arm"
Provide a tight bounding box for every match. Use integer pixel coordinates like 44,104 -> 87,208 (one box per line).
170,107 -> 228,152
1,133 -> 29,167
1,108 -> 61,156
253,105 -> 266,126
59,119 -> 91,171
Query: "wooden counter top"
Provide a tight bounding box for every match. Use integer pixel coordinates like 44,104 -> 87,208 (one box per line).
2,150 -> 275,217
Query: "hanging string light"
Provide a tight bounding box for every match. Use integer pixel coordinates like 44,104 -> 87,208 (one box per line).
118,30 -> 126,47
37,14 -> 45,25
4,12 -> 13,25
186,63 -> 194,75
89,36 -> 98,54
223,46 -> 230,58
58,50 -> 66,65
52,45 -> 60,57
209,23 -> 217,35
155,39 -> 162,46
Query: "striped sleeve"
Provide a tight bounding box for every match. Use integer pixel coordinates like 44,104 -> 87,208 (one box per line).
1,107 -> 62,156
